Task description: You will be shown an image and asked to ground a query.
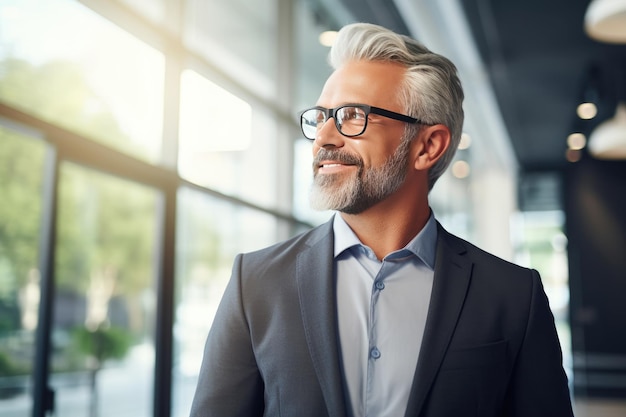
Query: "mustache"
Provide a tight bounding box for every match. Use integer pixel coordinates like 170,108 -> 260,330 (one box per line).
313,148 -> 363,167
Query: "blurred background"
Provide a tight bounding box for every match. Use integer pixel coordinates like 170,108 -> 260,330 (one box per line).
0,0 -> 624,416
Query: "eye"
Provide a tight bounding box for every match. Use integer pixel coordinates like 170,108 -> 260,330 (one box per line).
340,107 -> 366,123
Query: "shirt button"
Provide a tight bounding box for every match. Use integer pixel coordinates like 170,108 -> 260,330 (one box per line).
370,347 -> 381,359
375,281 -> 385,290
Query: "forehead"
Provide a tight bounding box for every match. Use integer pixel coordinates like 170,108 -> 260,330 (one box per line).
317,60 -> 407,109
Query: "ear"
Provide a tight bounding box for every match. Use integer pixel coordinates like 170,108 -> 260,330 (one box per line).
412,124 -> 451,170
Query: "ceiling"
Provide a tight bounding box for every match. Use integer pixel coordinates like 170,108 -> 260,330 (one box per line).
460,0 -> 626,171
333,0 -> 626,173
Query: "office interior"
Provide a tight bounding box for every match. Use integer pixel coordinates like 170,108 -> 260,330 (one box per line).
0,0 -> 625,416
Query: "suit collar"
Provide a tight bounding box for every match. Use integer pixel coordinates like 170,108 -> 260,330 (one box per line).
296,218 -> 348,417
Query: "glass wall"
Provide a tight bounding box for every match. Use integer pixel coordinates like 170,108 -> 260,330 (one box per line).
0,123 -> 47,417
290,0 -> 332,225
171,187 -> 286,416
0,0 -> 310,415
178,69 -> 281,208
512,211 -> 571,377
49,163 -> 160,417
0,0 -> 165,163
183,0 -> 279,98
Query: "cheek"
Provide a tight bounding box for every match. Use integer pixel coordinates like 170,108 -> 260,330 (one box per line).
362,142 -> 400,167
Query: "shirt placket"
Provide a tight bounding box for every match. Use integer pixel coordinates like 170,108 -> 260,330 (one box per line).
364,254 -> 406,417
364,258 -> 403,416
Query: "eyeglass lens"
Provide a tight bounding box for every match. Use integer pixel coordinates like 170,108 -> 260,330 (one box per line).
301,106 -> 368,139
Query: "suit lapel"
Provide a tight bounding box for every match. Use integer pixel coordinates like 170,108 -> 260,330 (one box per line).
296,219 -> 348,417
404,224 -> 472,417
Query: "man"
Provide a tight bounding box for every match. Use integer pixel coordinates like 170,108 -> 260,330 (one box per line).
190,23 -> 574,417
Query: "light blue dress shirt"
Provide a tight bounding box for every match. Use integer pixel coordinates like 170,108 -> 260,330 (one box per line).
333,213 -> 437,417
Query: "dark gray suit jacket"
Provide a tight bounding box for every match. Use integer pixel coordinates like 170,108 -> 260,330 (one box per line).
190,219 -> 574,417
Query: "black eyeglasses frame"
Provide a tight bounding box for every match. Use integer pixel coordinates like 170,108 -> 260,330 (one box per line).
299,104 -> 424,140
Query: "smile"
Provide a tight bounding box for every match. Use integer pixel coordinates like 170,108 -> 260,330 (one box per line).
316,163 -> 357,176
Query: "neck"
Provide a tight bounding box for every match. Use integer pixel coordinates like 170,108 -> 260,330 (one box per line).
340,183 -> 431,260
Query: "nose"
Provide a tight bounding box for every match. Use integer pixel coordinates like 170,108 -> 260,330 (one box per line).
313,117 -> 345,149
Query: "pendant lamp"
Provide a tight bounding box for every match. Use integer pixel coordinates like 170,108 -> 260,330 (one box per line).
588,102 -> 626,159
585,0 -> 626,43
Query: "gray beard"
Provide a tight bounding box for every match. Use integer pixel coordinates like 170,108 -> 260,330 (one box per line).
309,138 -> 412,214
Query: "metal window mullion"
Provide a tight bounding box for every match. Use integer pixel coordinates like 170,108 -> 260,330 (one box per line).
32,144 -> 60,417
153,185 -> 177,417
153,0 -> 185,414
276,0 -> 298,239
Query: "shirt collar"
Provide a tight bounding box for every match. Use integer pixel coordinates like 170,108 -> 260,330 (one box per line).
332,211 -> 438,269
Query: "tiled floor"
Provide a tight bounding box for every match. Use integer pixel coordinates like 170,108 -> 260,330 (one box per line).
573,398 -> 626,417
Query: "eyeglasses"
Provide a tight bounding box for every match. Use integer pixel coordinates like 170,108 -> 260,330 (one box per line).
299,104 -> 422,140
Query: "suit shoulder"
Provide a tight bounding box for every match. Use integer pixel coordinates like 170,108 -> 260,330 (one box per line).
240,219 -> 332,268
437,225 -> 542,310
438,224 -> 535,277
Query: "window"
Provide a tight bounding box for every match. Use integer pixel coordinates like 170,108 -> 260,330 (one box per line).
0,0 -> 165,163
171,187 -> 284,416
51,163 -> 161,417
183,0 -> 279,97
512,210 -> 571,368
178,70 -> 280,208
0,123 -> 47,416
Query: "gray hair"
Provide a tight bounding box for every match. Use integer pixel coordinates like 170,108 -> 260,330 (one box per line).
329,23 -> 465,190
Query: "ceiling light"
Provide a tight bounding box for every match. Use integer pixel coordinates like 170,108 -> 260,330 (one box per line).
567,133 -> 587,150
458,133 -> 472,149
588,102 -> 626,159
451,160 -> 470,178
319,31 -> 338,47
585,0 -> 626,43
577,102 -> 598,119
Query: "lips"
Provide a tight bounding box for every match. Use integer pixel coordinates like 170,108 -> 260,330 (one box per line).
318,162 -> 354,170
313,149 -> 362,171
314,159 -> 359,176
